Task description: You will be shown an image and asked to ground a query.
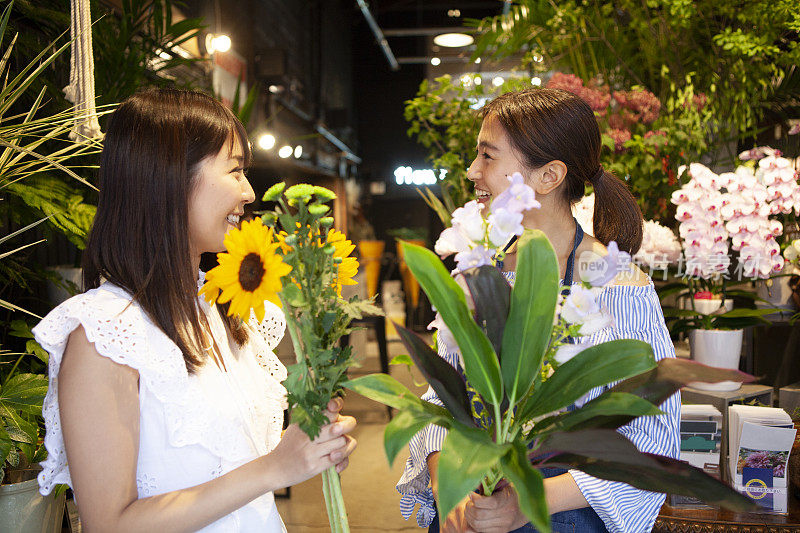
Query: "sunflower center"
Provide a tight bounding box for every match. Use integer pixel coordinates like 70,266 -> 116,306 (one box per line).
238,253 -> 265,292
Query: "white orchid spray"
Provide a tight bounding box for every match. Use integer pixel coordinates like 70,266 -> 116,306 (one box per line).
435,173 -> 540,271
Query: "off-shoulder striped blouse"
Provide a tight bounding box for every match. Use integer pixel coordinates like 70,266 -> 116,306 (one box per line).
396,273 -> 681,533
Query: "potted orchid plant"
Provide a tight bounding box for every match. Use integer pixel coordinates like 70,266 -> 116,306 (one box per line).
661,161 -> 787,389
346,174 -> 757,532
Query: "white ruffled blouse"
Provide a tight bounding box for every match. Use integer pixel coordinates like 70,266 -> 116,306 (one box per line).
32,279 -> 290,532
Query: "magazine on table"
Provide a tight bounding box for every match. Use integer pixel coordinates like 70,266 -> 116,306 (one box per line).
728,404 -> 796,514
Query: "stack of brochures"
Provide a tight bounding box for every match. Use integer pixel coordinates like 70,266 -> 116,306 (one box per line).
670,404 -> 723,507
680,404 -> 722,473
728,404 -> 796,514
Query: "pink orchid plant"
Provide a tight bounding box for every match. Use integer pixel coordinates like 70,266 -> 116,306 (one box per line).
663,159 -> 788,332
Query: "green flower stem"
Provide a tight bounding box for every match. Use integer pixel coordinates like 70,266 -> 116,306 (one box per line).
278,291 -> 351,533
279,293 -> 305,366
322,466 -> 350,533
321,463 -> 336,529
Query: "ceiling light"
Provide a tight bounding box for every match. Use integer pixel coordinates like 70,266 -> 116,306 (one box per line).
278,145 -> 293,158
294,145 -> 303,159
531,77 -> 542,86
447,9 -> 461,17
205,33 -> 231,54
268,84 -> 284,94
433,33 -> 474,48
492,76 -> 504,87
257,133 -> 276,150
474,75 -> 482,85
430,57 -> 441,66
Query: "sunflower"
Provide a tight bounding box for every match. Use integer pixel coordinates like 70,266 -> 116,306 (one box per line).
199,218 -> 292,321
327,229 -> 358,295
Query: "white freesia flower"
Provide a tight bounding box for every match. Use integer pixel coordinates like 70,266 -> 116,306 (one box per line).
451,200 -> 485,242
434,226 -> 471,257
561,285 -> 614,335
428,311 -> 457,351
553,342 -> 592,365
488,208 -> 524,247
454,246 -> 495,271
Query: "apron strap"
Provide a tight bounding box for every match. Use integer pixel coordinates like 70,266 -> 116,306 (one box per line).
561,218 -> 584,296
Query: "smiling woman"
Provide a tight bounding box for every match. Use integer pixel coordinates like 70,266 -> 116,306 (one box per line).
31,89 -> 357,532
396,89 -> 678,533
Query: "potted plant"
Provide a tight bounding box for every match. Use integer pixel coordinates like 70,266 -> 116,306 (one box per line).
662,162 -> 785,390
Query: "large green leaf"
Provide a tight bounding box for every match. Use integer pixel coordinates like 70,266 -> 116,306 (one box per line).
536,429 -> 756,511
500,440 -> 550,533
401,242 -> 503,406
462,265 -> 511,357
500,231 -> 560,406
438,423 -> 510,521
384,409 -> 440,466
395,323 -> 474,427
0,427 -> 11,472
343,374 -> 451,421
520,339 -> 655,421
0,373 -> 47,416
531,392 -> 663,435
611,357 -> 754,407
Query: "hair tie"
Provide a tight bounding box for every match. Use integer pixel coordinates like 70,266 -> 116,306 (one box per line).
589,165 -> 604,183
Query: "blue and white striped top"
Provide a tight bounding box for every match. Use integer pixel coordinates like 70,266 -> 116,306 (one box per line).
396,273 -> 681,533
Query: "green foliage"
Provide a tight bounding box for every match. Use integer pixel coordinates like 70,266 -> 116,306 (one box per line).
500,231 -> 559,406
404,75 -> 532,222
348,233 -> 757,526
400,241 -> 503,407
228,79 -> 260,130
92,0 -> 208,109
471,0 -> 800,143
261,184 -> 381,440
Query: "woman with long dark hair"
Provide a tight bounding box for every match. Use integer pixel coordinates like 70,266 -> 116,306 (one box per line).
396,88 -> 679,533
32,88 -> 357,532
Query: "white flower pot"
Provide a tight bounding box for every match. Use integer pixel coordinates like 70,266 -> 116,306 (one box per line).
0,476 -> 65,533
688,328 -> 744,392
691,298 -> 733,315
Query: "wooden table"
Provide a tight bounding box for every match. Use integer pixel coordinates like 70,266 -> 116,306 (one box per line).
655,494 -> 800,532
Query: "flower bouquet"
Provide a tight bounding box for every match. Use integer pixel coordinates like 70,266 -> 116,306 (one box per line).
200,183 -> 380,533
346,175 -> 757,532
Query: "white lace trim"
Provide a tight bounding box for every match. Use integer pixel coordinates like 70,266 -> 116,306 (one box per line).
32,282 -> 287,495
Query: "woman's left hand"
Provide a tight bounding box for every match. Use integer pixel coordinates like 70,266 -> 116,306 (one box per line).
464,484 -> 526,533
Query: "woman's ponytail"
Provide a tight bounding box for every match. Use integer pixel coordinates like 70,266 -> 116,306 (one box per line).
591,168 -> 643,255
